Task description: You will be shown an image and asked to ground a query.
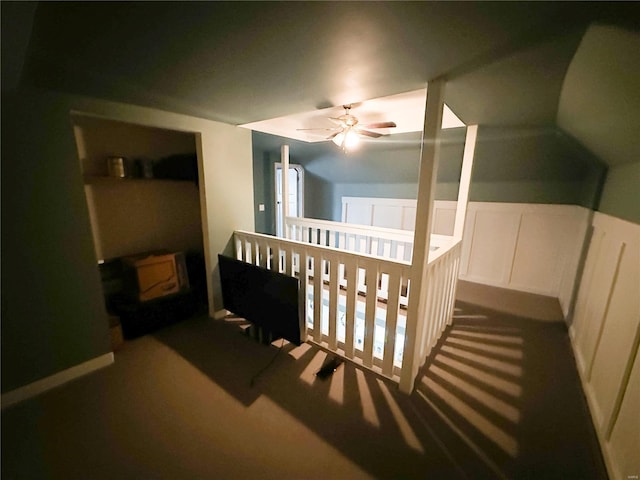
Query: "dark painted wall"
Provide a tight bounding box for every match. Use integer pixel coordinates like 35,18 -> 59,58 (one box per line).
253,127 -> 607,223
252,147 -> 334,235
1,88 -> 111,392
599,162 -> 640,224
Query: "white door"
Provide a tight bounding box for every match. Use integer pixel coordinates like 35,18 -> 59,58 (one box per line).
275,163 -> 304,237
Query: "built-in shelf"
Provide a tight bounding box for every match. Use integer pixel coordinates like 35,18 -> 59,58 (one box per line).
83,175 -> 193,185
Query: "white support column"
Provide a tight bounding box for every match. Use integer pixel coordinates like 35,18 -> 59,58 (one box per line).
453,125 -> 478,240
281,144 -> 290,239
399,78 -> 445,394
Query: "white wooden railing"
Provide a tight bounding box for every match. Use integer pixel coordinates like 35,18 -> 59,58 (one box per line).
415,238 -> 462,362
234,230 -> 411,380
233,224 -> 462,390
285,216 -> 454,262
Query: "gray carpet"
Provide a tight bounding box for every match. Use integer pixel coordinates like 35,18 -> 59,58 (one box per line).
2,285 -> 607,479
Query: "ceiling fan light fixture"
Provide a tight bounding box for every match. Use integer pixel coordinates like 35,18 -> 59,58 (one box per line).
332,128 -> 360,151
331,132 -> 343,147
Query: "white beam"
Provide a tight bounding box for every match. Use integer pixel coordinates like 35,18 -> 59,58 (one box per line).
399,79 -> 445,394
281,144 -> 289,238
453,125 -> 478,240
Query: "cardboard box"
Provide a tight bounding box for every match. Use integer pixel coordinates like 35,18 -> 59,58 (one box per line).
123,252 -> 189,302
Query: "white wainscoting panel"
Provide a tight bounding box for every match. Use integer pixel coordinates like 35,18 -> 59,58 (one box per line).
432,200 -> 456,235
342,197 -> 589,311
569,212 -> 640,480
342,200 -> 372,227
510,212 -> 564,292
342,197 -> 417,231
464,208 -> 521,285
372,204 -> 404,230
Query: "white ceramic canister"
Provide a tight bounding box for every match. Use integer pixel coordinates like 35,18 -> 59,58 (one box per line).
107,156 -> 127,178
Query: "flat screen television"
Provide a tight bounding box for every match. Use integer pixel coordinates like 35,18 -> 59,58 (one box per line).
218,254 -> 302,345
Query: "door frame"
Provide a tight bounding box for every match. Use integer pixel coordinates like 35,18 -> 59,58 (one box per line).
274,162 -> 305,237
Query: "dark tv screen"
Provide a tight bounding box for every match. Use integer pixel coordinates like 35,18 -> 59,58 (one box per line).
218,254 -> 301,345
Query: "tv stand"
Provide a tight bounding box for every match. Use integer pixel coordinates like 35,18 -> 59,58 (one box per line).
110,289 -> 201,339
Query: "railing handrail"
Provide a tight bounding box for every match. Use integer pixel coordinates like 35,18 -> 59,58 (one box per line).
235,229 -> 411,269
286,216 -> 412,242
283,216 -> 457,262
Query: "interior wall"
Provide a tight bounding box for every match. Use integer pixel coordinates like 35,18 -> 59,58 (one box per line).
73,116 -> 202,260
253,126 -> 607,224
1,89 -> 111,393
252,149 -> 334,235
84,182 -> 203,260
1,87 -> 254,394
557,24 -> 640,171
598,161 -> 640,224
303,173 -> 333,222
252,151 -> 279,236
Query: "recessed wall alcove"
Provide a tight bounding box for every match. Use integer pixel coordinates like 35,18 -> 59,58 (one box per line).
72,114 -> 203,262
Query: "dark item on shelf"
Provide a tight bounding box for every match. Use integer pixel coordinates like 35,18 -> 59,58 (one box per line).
135,157 -> 155,179
152,153 -> 198,186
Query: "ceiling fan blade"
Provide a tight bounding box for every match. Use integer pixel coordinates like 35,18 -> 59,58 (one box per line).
296,127 -> 341,131
356,129 -> 383,138
326,131 -> 341,140
360,121 -> 397,129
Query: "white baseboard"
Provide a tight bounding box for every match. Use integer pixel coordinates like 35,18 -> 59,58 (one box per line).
1,352 -> 114,410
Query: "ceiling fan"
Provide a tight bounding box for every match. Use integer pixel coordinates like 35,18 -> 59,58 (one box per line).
297,104 -> 397,151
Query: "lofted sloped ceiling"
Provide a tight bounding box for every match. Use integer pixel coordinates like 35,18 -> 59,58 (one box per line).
558,24 -> 640,167
18,2 -> 631,124
446,30 -> 585,127
9,1 -> 640,170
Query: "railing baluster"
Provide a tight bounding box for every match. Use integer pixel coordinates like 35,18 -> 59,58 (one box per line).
382,268 -> 402,376
363,261 -> 378,368
383,240 -> 391,258
358,235 -> 367,254
235,237 -> 242,260
255,241 -> 262,266
313,254 -> 323,342
298,249 -> 309,342
371,237 -> 379,256
339,263 -> 347,289
347,234 -> 356,251
428,264 -> 439,347
397,243 -> 406,262
328,257 -> 339,350
344,258 -> 358,359
379,273 -> 389,300
424,265 -> 438,357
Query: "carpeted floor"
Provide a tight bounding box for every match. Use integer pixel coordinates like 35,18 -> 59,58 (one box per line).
1,284 -> 607,479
